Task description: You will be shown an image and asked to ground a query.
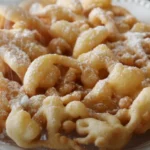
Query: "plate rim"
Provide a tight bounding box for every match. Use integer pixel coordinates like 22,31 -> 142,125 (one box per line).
112,0 -> 150,9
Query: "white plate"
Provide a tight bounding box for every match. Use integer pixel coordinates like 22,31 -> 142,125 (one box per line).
113,0 -> 150,24
0,0 -> 150,150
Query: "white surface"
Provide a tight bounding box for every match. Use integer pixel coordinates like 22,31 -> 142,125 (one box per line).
113,0 -> 150,24
0,0 -> 21,4
0,142 -> 22,150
